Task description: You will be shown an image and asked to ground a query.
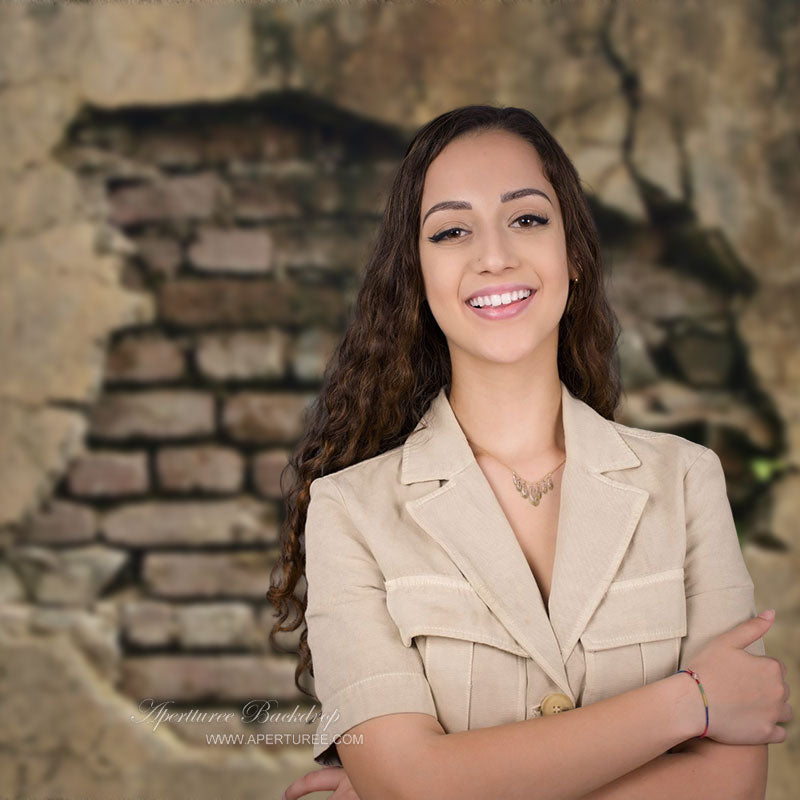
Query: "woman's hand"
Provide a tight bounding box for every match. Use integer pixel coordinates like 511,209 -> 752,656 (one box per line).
283,766 -> 361,800
686,610 -> 791,745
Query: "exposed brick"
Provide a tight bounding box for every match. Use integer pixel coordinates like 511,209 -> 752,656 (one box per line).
177,603 -> 259,649
108,173 -> 226,226
229,163 -> 394,222
270,220 -> 371,273
165,173 -> 229,218
122,599 -> 178,647
103,498 -> 278,547
67,450 -> 149,497
130,130 -> 204,168
223,392 -> 312,444
187,227 -> 273,274
25,499 -> 97,544
156,446 -> 244,493
195,329 -> 290,381
290,326 -> 340,382
230,174 -> 303,221
120,653 -> 297,703
159,279 -> 346,327
122,600 -> 262,650
252,449 -> 294,499
196,120 -> 304,164
108,183 -> 166,226
105,335 -> 185,382
134,235 -> 182,277
88,391 -> 215,440
349,162 -> 397,214
142,550 -> 278,598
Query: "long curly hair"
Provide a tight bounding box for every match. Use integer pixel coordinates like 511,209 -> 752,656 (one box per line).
266,104 -> 622,698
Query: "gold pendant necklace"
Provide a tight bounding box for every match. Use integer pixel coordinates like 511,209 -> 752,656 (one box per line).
468,440 -> 565,507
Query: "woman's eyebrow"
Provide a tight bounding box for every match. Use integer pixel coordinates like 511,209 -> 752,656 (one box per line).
422,187 -> 553,224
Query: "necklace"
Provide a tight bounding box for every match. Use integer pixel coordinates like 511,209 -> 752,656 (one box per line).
468,440 -> 566,507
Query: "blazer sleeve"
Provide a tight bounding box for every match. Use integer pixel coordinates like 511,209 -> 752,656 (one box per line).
678,446 -> 766,672
304,475 -> 438,767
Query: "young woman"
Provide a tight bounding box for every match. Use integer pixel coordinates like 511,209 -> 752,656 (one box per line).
270,105 -> 790,800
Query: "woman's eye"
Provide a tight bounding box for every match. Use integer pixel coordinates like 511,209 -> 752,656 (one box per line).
513,213 -> 550,228
426,213 -> 549,244
427,227 -> 467,243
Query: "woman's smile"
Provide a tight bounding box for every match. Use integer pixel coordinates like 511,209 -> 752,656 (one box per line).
465,288 -> 537,320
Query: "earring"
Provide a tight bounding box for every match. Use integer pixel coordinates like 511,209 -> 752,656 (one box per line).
564,278 -> 578,313
566,276 -> 579,313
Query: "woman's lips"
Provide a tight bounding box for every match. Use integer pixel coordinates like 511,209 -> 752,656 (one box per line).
465,290 -> 536,320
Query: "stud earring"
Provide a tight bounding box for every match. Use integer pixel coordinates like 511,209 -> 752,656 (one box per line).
566,275 -> 579,313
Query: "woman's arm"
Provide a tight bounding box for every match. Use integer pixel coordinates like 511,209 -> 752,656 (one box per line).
337,671 -> 712,800
578,741 -> 768,800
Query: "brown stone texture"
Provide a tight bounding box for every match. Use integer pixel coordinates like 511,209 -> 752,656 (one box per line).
122,599 -> 264,650
105,334 -> 186,382
156,445 -> 244,493
88,391 -> 215,440
121,653 -> 298,703
8,544 -> 128,607
67,450 -> 149,497
0,223 -> 153,526
142,551 -> 278,599
159,278 -> 346,327
109,173 -> 228,226
2,0 -> 798,795
187,226 -> 273,274
24,499 -> 98,544
195,329 -> 291,381
290,326 -> 341,382
103,498 -> 278,547
0,632 -> 308,798
223,392 -> 313,444
135,235 -> 183,277
252,448 -> 294,500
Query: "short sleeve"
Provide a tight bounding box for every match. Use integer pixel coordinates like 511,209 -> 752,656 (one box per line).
678,447 -> 766,672
304,476 -> 437,767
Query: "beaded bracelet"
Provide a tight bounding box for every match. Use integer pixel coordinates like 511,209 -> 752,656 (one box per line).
675,667 -> 709,738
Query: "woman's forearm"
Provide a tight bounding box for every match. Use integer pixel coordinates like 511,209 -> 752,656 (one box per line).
578,740 -> 767,800
403,673 -> 707,800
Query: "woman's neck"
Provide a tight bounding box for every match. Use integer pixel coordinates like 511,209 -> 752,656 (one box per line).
447,372 -> 565,471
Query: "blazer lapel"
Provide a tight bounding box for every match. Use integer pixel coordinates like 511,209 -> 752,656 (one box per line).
401,380 -> 649,700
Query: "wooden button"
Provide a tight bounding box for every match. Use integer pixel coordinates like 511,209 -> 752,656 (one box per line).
541,692 -> 574,715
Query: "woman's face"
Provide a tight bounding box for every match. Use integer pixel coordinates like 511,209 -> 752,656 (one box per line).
418,129 -> 574,369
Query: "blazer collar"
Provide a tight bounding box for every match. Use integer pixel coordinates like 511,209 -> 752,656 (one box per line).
400,380 -> 649,701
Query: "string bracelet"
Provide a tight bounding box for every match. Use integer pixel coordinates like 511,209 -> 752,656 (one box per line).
675,667 -> 709,738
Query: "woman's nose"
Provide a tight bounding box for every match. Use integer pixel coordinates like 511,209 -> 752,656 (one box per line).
474,228 -> 520,271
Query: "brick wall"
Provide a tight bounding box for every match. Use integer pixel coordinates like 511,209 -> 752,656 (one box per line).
17,95 -> 403,713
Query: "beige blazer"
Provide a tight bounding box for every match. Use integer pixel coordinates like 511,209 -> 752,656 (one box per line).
304,380 -> 766,767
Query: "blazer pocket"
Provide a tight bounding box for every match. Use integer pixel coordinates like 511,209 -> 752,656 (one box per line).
580,568 -> 687,706
386,576 -> 528,733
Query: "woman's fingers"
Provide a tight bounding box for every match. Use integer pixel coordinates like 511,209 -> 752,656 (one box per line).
283,766 -> 348,800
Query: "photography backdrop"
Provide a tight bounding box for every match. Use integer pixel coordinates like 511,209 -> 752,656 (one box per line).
0,1 -> 797,798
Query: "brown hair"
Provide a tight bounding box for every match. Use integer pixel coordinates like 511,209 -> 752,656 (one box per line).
267,104 -> 622,697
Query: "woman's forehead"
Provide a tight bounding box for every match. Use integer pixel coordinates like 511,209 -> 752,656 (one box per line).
420,134 -> 555,216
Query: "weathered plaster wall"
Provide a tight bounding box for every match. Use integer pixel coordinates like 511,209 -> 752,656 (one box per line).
0,1 -> 797,797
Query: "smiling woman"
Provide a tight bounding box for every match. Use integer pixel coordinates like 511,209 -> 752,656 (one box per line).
417,129 -> 571,352
269,105 -> 790,800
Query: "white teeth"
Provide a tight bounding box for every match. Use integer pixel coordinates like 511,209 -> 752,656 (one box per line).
468,288 -> 532,308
